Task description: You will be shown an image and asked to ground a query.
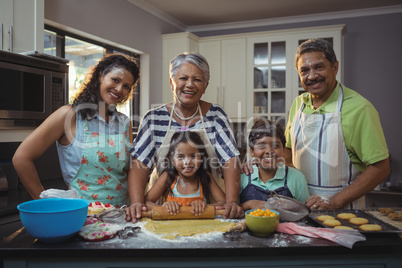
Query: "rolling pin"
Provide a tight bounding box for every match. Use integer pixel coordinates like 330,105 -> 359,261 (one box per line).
141,206 -> 225,220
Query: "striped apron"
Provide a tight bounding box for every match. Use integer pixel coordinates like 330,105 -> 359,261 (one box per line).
290,84 -> 364,209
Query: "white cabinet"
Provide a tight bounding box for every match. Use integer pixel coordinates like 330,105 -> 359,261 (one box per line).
199,38 -> 247,122
247,36 -> 292,127
0,0 -> 13,51
198,40 -> 221,104
0,0 -> 44,53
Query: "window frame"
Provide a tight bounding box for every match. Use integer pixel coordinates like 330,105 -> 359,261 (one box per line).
44,24 -> 141,132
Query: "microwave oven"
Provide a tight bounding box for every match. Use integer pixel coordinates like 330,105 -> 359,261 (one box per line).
0,50 -> 69,128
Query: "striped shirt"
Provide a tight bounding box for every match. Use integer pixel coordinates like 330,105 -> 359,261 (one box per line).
130,104 -> 240,169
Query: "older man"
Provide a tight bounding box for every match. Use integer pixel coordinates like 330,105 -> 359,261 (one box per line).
284,38 -> 390,210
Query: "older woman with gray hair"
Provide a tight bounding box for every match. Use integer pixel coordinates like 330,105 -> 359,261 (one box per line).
126,52 -> 243,222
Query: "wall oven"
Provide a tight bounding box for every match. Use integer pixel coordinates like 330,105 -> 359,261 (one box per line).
0,50 -> 69,128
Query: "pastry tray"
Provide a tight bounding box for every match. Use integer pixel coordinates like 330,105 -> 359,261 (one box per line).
364,207 -> 402,230
308,209 -> 401,233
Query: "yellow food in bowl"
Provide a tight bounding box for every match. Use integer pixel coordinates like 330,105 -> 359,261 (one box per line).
249,208 -> 277,217
245,209 -> 280,236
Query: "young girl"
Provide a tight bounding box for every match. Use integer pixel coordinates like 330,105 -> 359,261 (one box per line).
145,131 -> 225,216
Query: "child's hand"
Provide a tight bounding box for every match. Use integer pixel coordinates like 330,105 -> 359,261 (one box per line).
162,201 -> 181,215
188,200 -> 206,216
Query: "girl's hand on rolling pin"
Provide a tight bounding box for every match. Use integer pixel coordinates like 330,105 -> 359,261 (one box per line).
162,201 -> 181,215
189,200 -> 206,216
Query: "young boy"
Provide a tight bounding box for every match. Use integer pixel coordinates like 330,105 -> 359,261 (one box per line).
240,119 -> 310,210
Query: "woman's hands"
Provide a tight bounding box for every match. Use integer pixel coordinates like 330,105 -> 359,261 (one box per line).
217,202 -> 244,219
126,202 -> 147,223
241,159 -> 256,176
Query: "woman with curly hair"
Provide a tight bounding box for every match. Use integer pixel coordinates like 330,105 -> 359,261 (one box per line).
13,53 -> 140,207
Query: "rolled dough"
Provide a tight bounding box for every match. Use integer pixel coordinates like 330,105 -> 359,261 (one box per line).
142,218 -> 236,239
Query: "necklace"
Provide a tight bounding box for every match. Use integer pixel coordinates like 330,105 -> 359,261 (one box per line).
173,105 -> 199,121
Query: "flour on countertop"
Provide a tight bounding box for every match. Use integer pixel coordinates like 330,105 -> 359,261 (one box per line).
295,235 -> 312,244
265,233 -> 311,247
268,233 -> 289,247
97,218 -> 236,247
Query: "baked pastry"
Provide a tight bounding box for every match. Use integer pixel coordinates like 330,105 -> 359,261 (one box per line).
88,201 -> 114,215
334,226 -> 354,230
316,215 -> 335,222
349,217 -> 369,225
378,208 -> 394,215
388,212 -> 402,221
359,224 -> 382,231
322,219 -> 342,227
336,213 -> 357,220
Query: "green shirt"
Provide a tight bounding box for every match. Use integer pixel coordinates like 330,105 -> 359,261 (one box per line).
285,83 -> 389,173
240,164 -> 310,203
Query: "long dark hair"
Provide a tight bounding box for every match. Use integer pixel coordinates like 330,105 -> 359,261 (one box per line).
72,53 -> 140,119
162,131 -> 212,201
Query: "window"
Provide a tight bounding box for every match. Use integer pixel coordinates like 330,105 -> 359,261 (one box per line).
44,26 -> 140,131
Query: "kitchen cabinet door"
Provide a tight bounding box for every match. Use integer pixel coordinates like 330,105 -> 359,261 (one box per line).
221,38 -> 247,122
0,0 -> 13,51
247,37 -> 292,128
199,38 -> 247,122
0,0 -> 44,53
199,40 -> 221,105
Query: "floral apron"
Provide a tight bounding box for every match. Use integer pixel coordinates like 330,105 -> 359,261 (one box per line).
70,119 -> 131,207
148,102 -> 224,194
290,84 -> 364,209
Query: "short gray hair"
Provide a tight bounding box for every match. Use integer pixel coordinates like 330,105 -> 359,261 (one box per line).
169,52 -> 210,85
295,39 -> 337,69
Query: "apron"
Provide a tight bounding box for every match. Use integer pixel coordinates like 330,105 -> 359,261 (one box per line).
239,166 -> 292,203
165,176 -> 206,206
290,84 -> 364,209
148,103 -> 224,194
70,118 -> 130,207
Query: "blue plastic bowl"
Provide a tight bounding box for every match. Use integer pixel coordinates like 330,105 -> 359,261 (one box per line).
17,198 -> 89,243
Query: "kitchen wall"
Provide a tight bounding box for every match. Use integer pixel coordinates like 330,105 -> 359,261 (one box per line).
44,1 -> 402,186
